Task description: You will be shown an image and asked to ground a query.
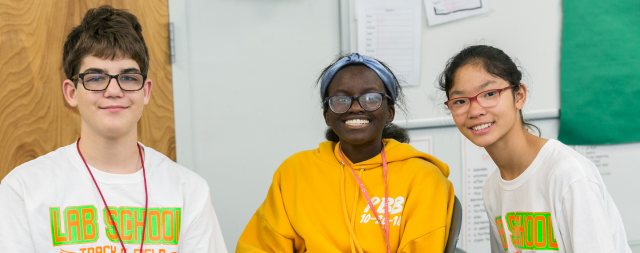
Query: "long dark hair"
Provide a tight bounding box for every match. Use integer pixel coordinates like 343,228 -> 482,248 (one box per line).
438,45 -> 540,135
317,54 -> 410,143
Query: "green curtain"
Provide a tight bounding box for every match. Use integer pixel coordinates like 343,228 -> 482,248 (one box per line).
559,0 -> 640,145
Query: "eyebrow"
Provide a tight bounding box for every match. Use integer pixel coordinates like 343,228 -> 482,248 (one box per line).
82,68 -> 108,74
478,80 -> 497,90
329,88 -> 383,96
121,68 -> 142,74
81,68 -> 141,74
449,80 -> 496,97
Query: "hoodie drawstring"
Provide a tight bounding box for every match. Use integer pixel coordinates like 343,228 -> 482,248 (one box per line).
341,162 -> 365,253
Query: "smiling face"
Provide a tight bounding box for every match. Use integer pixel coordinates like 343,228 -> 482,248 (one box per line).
449,63 -> 525,147
62,55 -> 152,139
323,65 -> 395,146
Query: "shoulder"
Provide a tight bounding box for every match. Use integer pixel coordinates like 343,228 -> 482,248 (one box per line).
277,141 -> 337,173
1,144 -> 73,187
399,157 -> 443,175
482,169 -> 501,209
482,169 -> 501,194
394,157 -> 452,193
143,145 -> 210,190
538,140 -> 602,187
282,149 -> 319,164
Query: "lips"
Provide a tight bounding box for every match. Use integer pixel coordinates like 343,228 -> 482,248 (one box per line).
471,122 -> 492,131
469,122 -> 494,134
100,105 -> 128,112
344,119 -> 369,126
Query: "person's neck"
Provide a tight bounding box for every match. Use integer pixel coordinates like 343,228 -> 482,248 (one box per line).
339,137 -> 383,164
78,125 -> 143,175
485,126 -> 547,181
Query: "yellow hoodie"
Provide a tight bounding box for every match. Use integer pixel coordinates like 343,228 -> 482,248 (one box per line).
237,139 -> 454,253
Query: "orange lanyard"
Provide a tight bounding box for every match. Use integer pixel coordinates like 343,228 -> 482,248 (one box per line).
77,138 -> 148,252
338,142 -> 391,253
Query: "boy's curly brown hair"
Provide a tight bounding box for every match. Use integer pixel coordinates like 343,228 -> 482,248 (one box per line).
63,5 -> 149,83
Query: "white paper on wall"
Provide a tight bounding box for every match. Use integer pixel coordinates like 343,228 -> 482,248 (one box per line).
571,142 -> 640,242
460,135 -> 495,253
356,0 -> 422,86
424,0 -> 490,26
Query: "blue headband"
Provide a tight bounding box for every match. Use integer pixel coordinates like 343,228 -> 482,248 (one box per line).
320,53 -> 397,100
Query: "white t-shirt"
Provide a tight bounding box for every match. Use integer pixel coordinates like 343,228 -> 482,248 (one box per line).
0,142 -> 228,253
483,139 -> 631,253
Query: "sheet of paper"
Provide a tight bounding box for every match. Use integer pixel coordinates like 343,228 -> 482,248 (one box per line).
356,0 -> 421,86
460,135 -> 494,253
424,0 -> 489,26
571,142 -> 640,242
572,145 -> 613,176
409,135 -> 433,154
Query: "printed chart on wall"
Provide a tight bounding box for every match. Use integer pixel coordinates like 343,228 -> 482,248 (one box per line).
424,0 -> 489,26
461,135 -> 495,252
356,0 -> 421,86
571,143 -> 640,244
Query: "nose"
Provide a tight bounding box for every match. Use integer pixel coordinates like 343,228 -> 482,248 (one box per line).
104,76 -> 123,97
347,98 -> 365,113
467,98 -> 486,118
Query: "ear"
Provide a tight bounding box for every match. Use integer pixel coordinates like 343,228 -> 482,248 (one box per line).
323,107 -> 331,126
515,83 -> 527,110
386,103 -> 395,124
62,79 -> 79,107
143,78 -> 153,105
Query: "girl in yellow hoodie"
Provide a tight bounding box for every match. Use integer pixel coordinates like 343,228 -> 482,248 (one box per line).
237,53 -> 455,253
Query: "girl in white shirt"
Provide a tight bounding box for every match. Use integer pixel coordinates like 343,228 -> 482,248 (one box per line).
437,45 -> 631,253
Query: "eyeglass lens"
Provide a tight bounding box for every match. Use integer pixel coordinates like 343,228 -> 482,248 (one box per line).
329,93 -> 384,113
83,74 -> 144,91
447,89 -> 502,114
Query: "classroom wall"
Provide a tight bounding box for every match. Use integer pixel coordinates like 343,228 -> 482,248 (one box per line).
355,0 -> 563,123
172,0 -> 341,250
170,0 -> 640,251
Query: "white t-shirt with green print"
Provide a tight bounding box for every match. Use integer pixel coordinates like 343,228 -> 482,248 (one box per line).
483,139 -> 631,253
0,141 -> 227,253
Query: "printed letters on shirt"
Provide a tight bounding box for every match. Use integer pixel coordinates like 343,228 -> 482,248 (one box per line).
495,212 -> 559,252
50,205 -> 182,251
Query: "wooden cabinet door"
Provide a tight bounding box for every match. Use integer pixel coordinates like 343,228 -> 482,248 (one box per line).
0,0 -> 175,180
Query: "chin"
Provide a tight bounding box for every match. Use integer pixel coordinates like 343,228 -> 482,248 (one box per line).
339,134 -> 377,146
100,123 -> 136,138
463,132 -> 497,148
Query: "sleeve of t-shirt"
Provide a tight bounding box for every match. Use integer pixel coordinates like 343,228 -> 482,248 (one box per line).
483,179 -> 502,253
177,185 -> 228,253
490,231 -> 502,253
485,203 -> 504,253
0,177 -> 36,253
559,178 -> 617,253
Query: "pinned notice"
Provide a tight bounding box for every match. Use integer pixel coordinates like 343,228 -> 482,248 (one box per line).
461,135 -> 494,252
356,0 -> 422,86
571,142 -> 640,243
424,0 -> 490,26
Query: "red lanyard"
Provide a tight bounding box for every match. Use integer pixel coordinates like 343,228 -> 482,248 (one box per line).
76,138 -> 148,253
338,142 -> 391,253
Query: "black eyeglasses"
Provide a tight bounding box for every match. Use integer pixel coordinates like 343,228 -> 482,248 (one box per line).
73,73 -> 147,91
324,92 -> 392,114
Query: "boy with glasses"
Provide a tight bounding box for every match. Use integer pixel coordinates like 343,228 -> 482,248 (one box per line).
0,5 -> 227,253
